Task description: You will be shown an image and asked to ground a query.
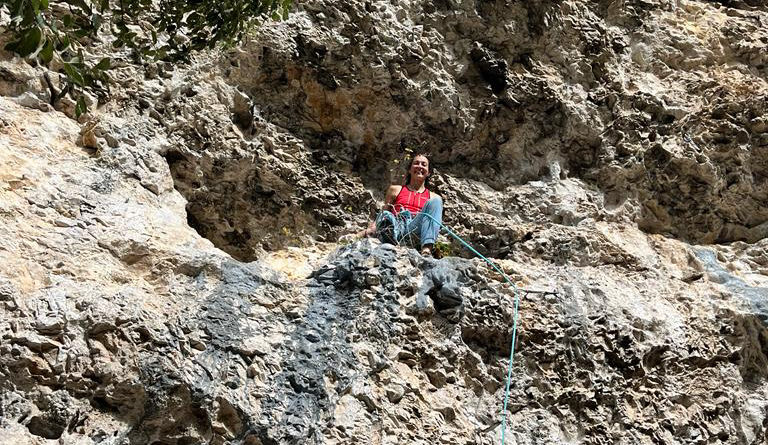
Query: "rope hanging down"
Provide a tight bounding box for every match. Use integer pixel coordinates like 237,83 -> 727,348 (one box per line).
418,214 -> 520,445
387,212 -> 557,443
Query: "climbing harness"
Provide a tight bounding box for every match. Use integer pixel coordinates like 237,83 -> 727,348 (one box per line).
408,213 -> 557,445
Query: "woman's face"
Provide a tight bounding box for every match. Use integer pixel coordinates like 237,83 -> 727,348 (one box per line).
409,155 -> 430,182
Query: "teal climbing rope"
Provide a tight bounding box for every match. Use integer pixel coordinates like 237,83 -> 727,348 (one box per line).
419,214 -> 520,445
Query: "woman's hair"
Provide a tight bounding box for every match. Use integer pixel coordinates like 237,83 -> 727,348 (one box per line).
403,153 -> 431,187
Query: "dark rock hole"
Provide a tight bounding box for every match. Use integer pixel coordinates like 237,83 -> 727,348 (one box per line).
27,415 -> 66,440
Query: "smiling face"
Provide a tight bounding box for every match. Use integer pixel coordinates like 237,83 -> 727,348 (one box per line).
408,155 -> 430,182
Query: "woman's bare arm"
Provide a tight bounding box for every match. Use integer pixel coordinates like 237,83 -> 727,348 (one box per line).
382,185 -> 402,212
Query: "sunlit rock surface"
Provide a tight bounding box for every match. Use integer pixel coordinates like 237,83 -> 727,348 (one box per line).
2,0 -> 768,443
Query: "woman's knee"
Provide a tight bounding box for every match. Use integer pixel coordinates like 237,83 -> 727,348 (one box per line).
376,210 -> 394,222
425,196 -> 443,207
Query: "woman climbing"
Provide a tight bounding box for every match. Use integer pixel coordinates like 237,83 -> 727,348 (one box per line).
360,153 -> 443,256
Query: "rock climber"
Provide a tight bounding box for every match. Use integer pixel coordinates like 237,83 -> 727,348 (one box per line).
358,153 -> 443,256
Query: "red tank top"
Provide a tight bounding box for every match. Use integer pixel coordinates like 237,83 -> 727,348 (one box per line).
393,186 -> 431,214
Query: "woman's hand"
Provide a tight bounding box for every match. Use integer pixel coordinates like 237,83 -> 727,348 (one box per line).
348,221 -> 376,240
363,221 -> 376,237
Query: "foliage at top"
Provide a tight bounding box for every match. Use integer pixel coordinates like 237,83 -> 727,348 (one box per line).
0,0 -> 291,116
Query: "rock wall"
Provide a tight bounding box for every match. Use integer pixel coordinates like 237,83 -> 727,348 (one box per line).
2,0 -> 768,444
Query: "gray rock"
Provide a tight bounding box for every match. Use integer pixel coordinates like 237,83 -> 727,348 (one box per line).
2,0 -> 768,442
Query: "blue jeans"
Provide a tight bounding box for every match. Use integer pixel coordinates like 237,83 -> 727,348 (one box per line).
376,197 -> 443,247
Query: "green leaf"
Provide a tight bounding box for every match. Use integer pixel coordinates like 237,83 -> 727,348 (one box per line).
74,28 -> 91,38
63,62 -> 85,86
56,35 -> 71,51
62,14 -> 73,27
75,95 -> 87,117
39,38 -> 54,63
41,0 -> 49,8
9,27 -> 43,57
281,0 -> 291,20
91,13 -> 103,30
20,8 -> 38,26
94,57 -> 110,70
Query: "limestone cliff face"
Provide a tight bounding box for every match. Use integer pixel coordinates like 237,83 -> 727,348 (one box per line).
1,0 -> 768,444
